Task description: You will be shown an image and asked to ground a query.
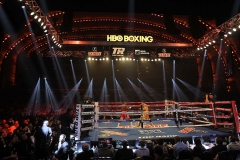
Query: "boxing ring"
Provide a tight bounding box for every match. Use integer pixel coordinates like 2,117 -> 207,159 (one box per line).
75,101 -> 239,141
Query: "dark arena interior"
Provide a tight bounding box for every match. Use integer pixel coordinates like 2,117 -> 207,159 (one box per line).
1,0 -> 240,160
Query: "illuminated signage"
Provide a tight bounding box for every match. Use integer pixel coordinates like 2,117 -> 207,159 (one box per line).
158,48 -> 171,57
88,47 -> 102,56
112,47 -> 125,56
158,53 -> 171,57
88,52 -> 102,56
135,49 -> 149,55
107,35 -> 153,42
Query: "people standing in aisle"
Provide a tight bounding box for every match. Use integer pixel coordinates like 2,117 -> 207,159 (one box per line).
35,120 -> 52,160
59,108 -> 74,142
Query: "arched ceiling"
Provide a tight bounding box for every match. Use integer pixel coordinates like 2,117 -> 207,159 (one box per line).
1,0 -> 240,91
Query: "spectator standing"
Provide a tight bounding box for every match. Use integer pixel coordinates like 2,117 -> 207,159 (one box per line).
59,108 -> 74,142
35,120 -> 52,160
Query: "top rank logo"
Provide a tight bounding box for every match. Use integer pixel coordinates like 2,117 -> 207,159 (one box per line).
107,35 -> 153,43
112,47 -> 125,56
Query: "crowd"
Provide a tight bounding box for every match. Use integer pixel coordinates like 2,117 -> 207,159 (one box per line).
1,106 -> 240,160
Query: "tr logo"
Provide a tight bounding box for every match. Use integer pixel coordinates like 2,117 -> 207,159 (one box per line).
92,47 -> 97,52
112,47 -> 125,56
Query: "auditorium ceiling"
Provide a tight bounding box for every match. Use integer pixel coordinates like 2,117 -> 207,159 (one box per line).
0,0 -> 240,103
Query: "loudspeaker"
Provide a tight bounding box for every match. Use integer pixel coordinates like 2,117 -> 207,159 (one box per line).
60,11 -> 73,32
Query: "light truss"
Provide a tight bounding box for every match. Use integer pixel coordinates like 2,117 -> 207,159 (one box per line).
198,13 -> 240,49
24,0 -> 61,47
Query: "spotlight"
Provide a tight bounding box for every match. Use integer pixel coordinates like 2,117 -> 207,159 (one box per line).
40,22 -> 44,26
224,34 -> 228,37
44,29 -> 48,33
38,18 -> 41,22
212,40 -> 216,43
233,27 -> 237,31
88,57 -> 91,60
238,25 -> 240,28
106,57 -> 109,60
30,12 -> 34,16
228,31 -> 232,35
208,42 -> 211,45
22,6 -> 25,8
43,25 -> 47,29
34,15 -> 38,19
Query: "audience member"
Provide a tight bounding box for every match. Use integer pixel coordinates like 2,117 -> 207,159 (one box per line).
210,137 -> 227,158
0,134 -> 18,160
135,140 -> 150,157
213,152 -> 227,160
8,121 -> 19,134
35,120 -> 52,160
173,136 -> 188,159
75,143 -> 94,160
16,131 -> 34,160
154,145 -> 171,160
54,134 -> 70,160
98,141 -> 114,157
115,139 -> 134,160
59,108 -> 74,142
227,135 -> 240,151
192,137 -> 206,158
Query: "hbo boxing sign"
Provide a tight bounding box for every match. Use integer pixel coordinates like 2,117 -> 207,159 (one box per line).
107,35 -> 153,43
